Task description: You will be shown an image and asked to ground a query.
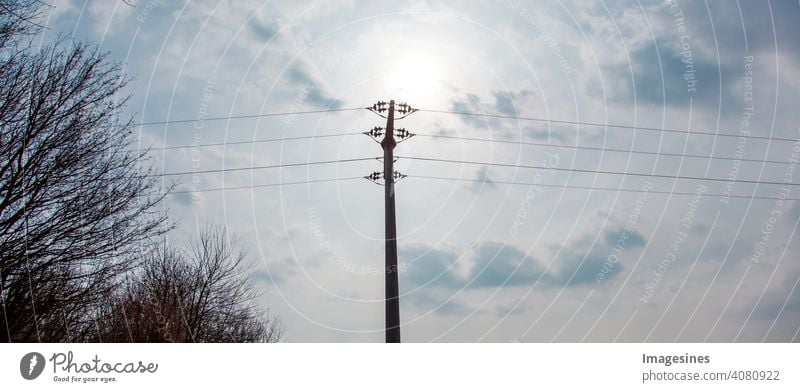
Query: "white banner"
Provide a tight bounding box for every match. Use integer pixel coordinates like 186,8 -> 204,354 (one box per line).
1,343 -> 796,391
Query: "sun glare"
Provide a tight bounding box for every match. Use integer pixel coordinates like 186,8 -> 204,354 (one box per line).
382,54 -> 446,106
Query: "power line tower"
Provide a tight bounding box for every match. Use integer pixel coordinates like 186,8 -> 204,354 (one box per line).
365,100 -> 417,343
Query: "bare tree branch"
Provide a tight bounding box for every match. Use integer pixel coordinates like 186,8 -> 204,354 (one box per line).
97,227 -> 283,343
0,3 -> 171,342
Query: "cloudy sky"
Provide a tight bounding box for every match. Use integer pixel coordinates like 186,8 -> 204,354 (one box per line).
42,0 -> 800,342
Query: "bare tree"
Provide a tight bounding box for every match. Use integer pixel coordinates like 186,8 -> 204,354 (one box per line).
0,1 -> 170,342
0,1 -> 41,45
99,227 -> 283,343
0,2 -> 281,343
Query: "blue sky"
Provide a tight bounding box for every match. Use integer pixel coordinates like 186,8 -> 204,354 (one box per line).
42,0 -> 800,342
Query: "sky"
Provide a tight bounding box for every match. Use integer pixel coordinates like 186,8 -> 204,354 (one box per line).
40,0 -> 800,342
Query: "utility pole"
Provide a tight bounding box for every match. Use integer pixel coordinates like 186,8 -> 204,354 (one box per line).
365,100 -> 417,343
382,100 -> 400,343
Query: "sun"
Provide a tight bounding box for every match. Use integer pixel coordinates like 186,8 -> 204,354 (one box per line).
382,54 -> 445,106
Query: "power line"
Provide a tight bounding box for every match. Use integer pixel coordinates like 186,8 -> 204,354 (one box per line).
409,175 -> 800,201
141,130 -> 790,165
419,108 -> 800,143
415,133 -> 792,166
152,156 -> 378,177
396,155 -> 798,187
165,176 -> 364,194
134,107 -> 364,127
156,173 -> 800,201
143,131 -> 363,151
